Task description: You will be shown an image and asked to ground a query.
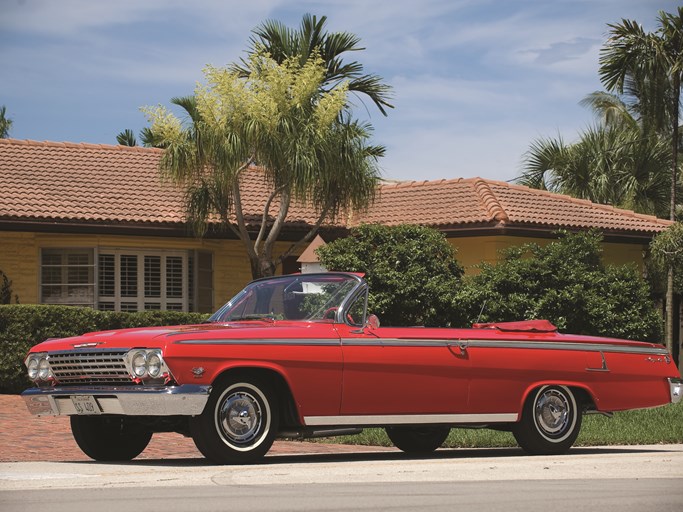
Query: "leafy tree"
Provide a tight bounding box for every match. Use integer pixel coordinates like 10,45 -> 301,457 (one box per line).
599,8 -> 683,354
315,224 -> 464,327
454,231 -> 662,342
144,51 -> 384,278
233,14 -> 393,116
650,222 -> 683,371
0,105 -> 12,138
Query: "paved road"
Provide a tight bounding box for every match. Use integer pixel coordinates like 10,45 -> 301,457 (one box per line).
1,445 -> 682,511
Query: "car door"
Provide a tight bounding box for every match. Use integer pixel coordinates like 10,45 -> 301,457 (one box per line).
335,322 -> 471,418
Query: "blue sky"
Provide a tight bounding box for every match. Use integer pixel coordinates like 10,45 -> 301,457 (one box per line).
1,0 -> 678,183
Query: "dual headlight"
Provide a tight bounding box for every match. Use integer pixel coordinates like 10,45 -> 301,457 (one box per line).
25,352 -> 52,383
123,349 -> 169,382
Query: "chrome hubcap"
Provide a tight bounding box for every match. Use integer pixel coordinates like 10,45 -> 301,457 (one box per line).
535,388 -> 570,437
218,391 -> 262,445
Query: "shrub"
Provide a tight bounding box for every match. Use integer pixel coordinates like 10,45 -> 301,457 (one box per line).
454,231 -> 662,342
0,269 -> 18,304
316,224 -> 464,326
0,305 -> 208,394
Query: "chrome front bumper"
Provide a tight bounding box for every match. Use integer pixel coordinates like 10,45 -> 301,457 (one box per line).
670,378 -> 682,404
22,384 -> 211,417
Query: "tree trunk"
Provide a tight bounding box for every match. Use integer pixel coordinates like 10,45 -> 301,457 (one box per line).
248,254 -> 276,280
670,73 -> 681,375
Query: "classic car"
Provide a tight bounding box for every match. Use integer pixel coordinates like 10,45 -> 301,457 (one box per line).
22,272 -> 682,464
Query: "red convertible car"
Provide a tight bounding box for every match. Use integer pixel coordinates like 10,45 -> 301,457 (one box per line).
22,272 -> 682,464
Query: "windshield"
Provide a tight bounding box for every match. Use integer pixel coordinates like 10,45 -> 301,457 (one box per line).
208,273 -> 363,323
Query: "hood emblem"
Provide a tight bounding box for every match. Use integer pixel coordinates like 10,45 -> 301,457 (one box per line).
73,342 -> 103,348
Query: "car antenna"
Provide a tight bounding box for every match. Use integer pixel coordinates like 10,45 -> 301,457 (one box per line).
475,300 -> 487,324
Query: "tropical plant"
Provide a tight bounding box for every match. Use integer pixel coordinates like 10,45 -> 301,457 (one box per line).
0,105 -> 12,138
143,50 -> 385,278
599,8 -> 683,354
233,13 -> 393,116
315,224 -> 464,327
116,129 -> 137,146
116,127 -> 162,147
599,8 -> 683,219
518,121 -> 670,217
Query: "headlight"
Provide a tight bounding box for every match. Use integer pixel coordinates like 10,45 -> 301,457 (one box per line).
147,352 -> 162,378
38,358 -> 51,380
124,349 -> 170,383
132,351 -> 147,378
27,357 -> 39,380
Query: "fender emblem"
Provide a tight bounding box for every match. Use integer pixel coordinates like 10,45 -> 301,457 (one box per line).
192,367 -> 205,377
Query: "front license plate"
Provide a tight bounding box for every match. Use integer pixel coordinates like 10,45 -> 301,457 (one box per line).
71,395 -> 101,415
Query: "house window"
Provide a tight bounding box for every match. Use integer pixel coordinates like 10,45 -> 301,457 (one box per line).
40,248 -> 213,313
40,249 -> 96,307
97,250 -> 188,312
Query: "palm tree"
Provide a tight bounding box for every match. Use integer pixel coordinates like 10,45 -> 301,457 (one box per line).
116,129 -> 137,146
518,97 -> 671,218
599,8 -> 683,220
147,53 -> 385,278
599,8 -> 683,358
233,14 -> 393,116
0,105 -> 13,138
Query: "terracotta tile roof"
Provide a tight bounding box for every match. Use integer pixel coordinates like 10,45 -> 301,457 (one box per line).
0,139 -> 672,236
0,139 -> 179,224
356,177 -> 672,234
0,138 -> 325,228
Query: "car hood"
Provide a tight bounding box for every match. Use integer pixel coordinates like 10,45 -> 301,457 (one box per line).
28,320 -> 335,353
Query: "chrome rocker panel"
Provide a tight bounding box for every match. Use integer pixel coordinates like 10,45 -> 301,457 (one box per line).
22,384 -> 211,417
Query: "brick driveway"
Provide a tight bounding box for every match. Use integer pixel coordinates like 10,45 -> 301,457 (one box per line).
0,395 -> 391,462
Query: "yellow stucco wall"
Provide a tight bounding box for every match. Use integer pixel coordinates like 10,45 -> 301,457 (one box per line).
450,235 -> 646,274
1,230 -> 648,308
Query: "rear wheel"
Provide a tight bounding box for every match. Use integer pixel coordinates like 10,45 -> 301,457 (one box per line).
513,385 -> 582,455
386,426 -> 450,453
70,415 -> 152,461
190,377 -> 278,464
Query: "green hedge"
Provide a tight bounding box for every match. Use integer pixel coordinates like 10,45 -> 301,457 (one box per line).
0,304 -> 209,394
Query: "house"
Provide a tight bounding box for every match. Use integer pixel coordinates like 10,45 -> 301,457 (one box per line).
0,138 -> 672,313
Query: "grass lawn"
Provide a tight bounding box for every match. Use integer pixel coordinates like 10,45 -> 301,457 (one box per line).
315,402 -> 683,448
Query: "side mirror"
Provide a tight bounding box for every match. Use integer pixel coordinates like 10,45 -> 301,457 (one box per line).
366,314 -> 380,330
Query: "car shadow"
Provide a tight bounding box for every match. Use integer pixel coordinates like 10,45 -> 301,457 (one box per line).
59,444 -> 683,468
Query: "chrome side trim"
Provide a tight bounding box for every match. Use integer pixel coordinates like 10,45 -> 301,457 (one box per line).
21,384 -> 211,417
341,339 -> 450,347
670,378 -> 682,404
340,338 -> 670,356
303,413 -> 518,426
174,339 -> 339,346
465,339 -> 670,356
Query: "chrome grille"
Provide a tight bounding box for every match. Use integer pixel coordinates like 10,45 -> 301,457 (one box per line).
48,350 -> 132,385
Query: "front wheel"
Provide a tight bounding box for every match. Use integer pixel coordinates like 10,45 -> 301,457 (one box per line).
386,426 -> 450,453
70,415 -> 152,461
513,385 -> 582,455
190,377 -> 278,464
